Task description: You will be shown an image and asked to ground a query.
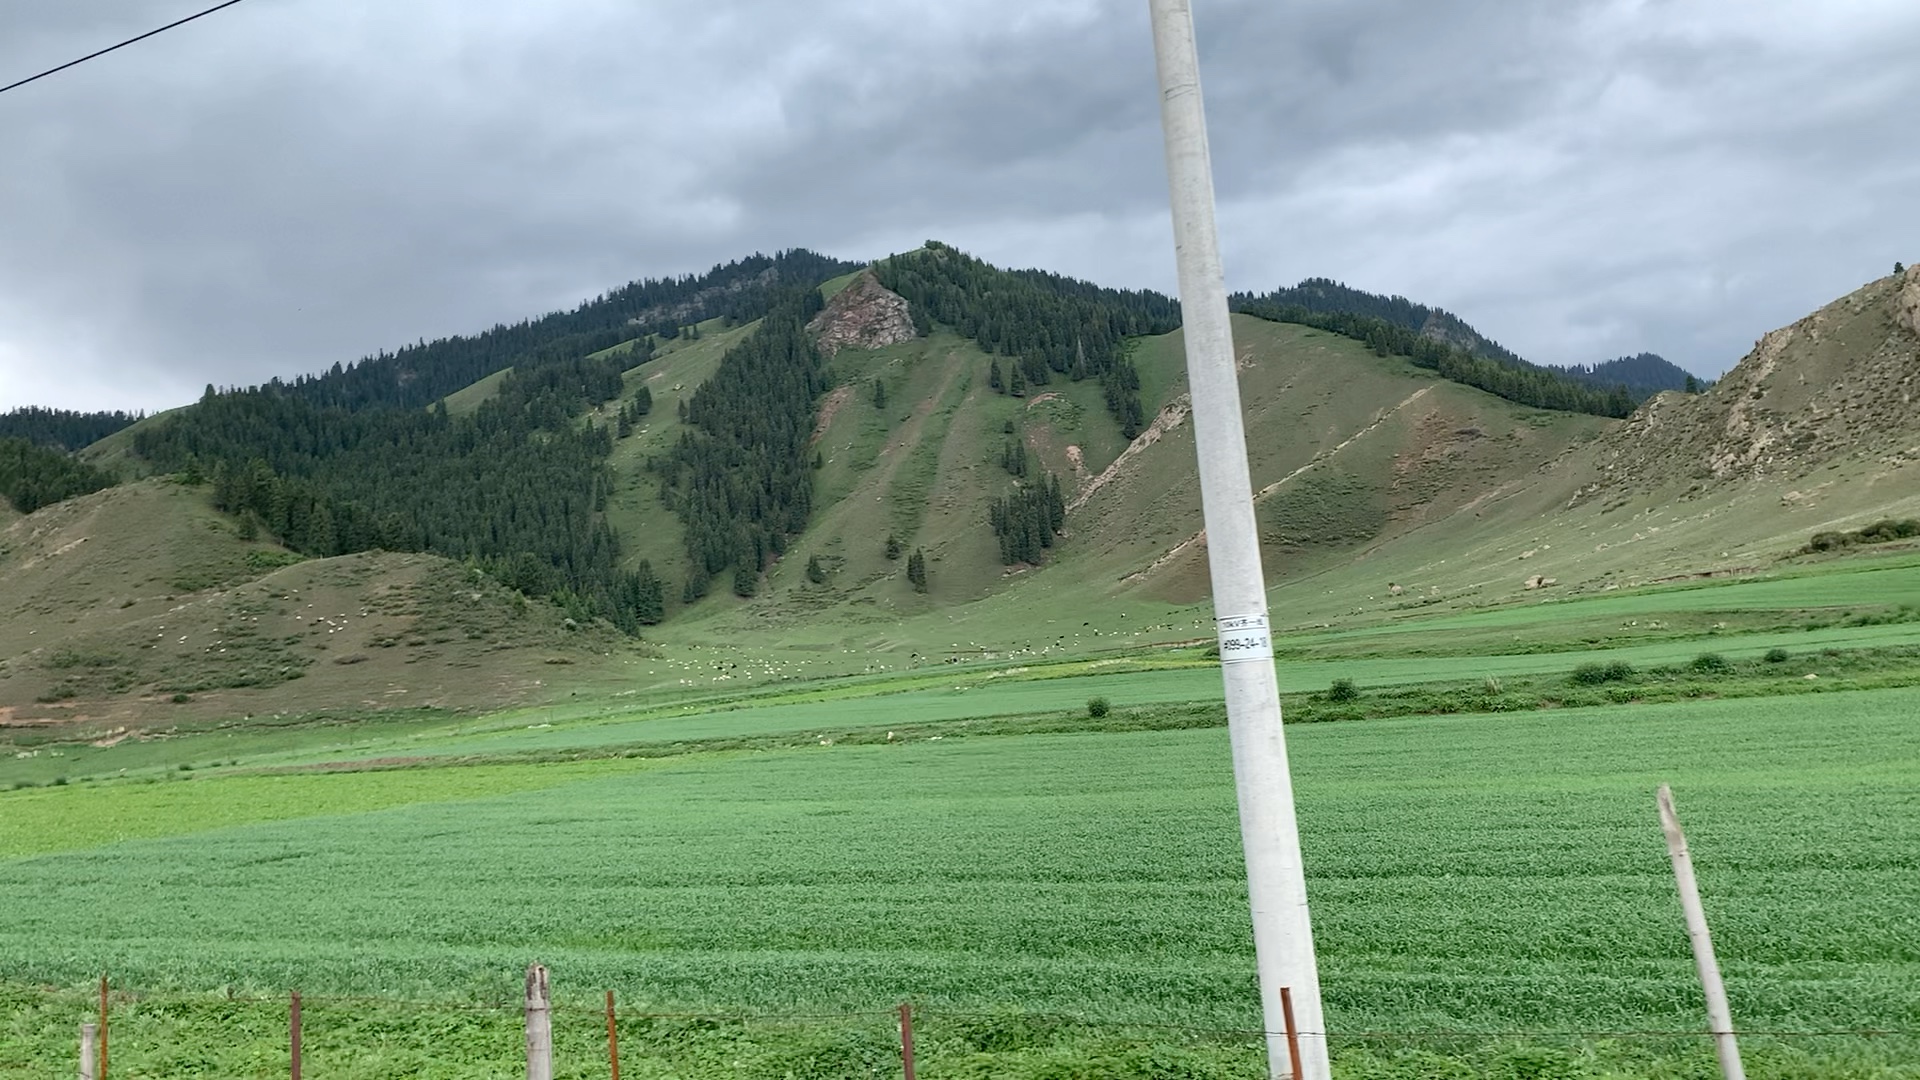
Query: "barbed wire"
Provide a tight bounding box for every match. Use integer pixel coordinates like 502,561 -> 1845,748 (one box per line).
24,985 -> 1917,1041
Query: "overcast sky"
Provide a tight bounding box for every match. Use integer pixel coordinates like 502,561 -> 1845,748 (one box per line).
3,0 -> 1916,412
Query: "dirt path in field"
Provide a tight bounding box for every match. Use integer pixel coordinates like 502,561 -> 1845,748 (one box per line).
1121,387 -> 1432,585
1066,395 -> 1191,513
811,385 -> 854,444
1249,387 -> 1431,502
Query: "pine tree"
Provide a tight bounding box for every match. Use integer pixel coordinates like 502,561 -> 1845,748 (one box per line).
632,561 -> 665,625
885,534 -> 902,560
1008,362 -> 1027,397
988,359 -> 1003,392
906,548 -> 927,592
872,378 -> 888,410
805,554 -> 826,584
988,471 -> 1067,566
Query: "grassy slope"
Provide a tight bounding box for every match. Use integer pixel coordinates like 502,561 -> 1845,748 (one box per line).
650,316 -> 1614,670
598,317 -> 761,596
0,480 -> 638,724
439,367 -> 513,417
76,405 -> 185,479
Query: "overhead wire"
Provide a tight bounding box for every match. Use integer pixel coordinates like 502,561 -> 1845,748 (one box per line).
0,0 -> 252,97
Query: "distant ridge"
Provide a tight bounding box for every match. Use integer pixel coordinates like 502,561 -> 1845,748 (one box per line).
1227,277 -> 1692,404
1551,353 -> 1701,398
0,406 -> 143,451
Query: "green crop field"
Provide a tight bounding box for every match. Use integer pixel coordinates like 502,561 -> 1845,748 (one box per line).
3,685 -> 1916,1078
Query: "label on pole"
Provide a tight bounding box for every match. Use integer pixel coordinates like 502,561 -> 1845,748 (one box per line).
1215,613 -> 1272,664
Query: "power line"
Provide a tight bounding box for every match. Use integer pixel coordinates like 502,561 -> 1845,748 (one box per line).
0,0 -> 253,97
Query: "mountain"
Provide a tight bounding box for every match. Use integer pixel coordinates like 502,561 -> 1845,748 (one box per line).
1,253 -> 1915,720
1227,278 -> 1697,405
1584,265 -> 1920,492
1551,353 -> 1700,398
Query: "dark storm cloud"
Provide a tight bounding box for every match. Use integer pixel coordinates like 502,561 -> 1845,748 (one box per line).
2,0 -> 1917,411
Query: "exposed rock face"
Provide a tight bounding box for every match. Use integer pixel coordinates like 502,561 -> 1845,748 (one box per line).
1583,267 -> 1920,493
808,271 -> 917,357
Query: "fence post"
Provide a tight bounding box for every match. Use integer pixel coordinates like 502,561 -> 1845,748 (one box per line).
1657,784 -> 1746,1080
97,976 -> 108,1080
525,964 -> 553,1080
1280,987 -> 1305,1080
605,989 -> 620,1080
290,991 -> 302,1080
79,1022 -> 96,1080
897,1003 -> 916,1080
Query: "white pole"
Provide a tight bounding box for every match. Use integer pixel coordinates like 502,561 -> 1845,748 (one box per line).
79,1022 -> 97,1080
1146,4 -> 1330,1078
525,964 -> 553,1080
1657,785 -> 1746,1080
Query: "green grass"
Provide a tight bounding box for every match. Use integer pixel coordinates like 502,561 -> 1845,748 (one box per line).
2,687 -> 1915,1076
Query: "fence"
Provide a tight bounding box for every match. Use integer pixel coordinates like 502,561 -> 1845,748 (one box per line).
37,970 -> 1919,1080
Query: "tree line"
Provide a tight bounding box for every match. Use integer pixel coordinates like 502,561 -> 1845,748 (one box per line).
116,251 -> 856,632
874,242 -> 1181,438
0,437 -> 117,513
1228,296 -> 1637,418
655,286 -> 830,600
0,407 -> 143,451
245,249 -> 858,414
136,353 -> 669,627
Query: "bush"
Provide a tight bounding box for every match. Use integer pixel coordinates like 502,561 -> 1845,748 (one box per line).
1690,653 -> 1732,675
1086,696 -> 1111,718
1327,678 -> 1361,703
1764,647 -> 1791,663
1571,661 -> 1634,685
1803,518 -> 1920,554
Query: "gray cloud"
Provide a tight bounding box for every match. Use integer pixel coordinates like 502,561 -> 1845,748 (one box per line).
2,0 -> 1917,412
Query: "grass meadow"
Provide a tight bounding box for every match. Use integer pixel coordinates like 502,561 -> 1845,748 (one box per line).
3,684 -> 1917,1077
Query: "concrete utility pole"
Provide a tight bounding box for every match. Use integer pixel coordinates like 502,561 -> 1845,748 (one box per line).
1146,3 -> 1330,1078
1657,784 -> 1746,1080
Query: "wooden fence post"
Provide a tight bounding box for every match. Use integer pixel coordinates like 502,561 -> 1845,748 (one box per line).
525,965 -> 552,1080
1658,784 -> 1746,1080
897,1003 -> 916,1080
1280,987 -> 1305,1080
290,991 -> 302,1080
97,976 -> 108,1080
605,990 -> 620,1080
78,1022 -> 96,1080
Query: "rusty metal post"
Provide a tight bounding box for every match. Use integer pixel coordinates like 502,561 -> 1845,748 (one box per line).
1280,987 -> 1305,1080
290,991 -> 302,1080
97,976 -> 108,1080
897,1003 -> 916,1080
605,990 -> 620,1080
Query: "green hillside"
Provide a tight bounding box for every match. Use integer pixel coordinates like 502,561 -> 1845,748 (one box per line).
3,252 -> 1915,717
0,479 -> 638,723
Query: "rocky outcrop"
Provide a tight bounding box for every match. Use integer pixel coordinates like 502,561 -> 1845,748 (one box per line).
1581,268 -> 1920,493
808,271 -> 917,357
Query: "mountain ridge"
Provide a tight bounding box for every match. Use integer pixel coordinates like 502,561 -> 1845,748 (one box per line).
2,252 -> 1916,721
